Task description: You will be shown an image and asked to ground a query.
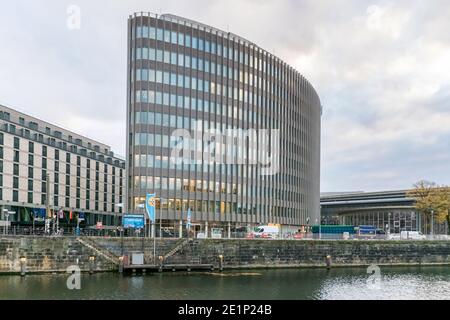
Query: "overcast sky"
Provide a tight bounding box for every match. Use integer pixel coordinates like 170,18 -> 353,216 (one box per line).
1,0 -> 449,192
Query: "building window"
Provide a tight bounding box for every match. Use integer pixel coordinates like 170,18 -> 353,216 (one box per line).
41,181 -> 47,193
41,194 -> 46,205
54,196 -> 59,207
13,176 -> 18,189
13,150 -> 19,162
13,190 -> 18,202
28,154 -> 34,166
0,133 -> 3,145
66,175 -> 70,185
28,167 -> 33,178
29,142 -> 34,153
76,199 -> 80,208
42,158 -> 47,169
0,147 -> 3,159
28,192 -> 33,204
55,161 -> 59,172
14,137 -> 20,149
66,152 -> 71,163
55,150 -> 59,160
77,156 -> 81,166
65,197 -> 70,208
42,146 -> 47,157
13,164 -> 19,176
28,179 -> 33,191
66,164 -> 70,174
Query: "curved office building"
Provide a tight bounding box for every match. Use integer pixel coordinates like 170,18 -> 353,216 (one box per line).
126,13 -> 321,234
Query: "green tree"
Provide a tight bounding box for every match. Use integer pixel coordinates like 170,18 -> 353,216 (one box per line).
407,181 -> 450,235
434,186 -> 450,234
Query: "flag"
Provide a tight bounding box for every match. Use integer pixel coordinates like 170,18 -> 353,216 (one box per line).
145,194 -> 156,222
69,210 -> 73,221
187,208 -> 192,229
58,209 -> 64,219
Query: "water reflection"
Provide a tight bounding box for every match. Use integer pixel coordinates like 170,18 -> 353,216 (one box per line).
1,267 -> 450,300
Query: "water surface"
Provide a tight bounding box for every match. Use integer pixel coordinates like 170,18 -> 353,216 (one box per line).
1,267 -> 450,300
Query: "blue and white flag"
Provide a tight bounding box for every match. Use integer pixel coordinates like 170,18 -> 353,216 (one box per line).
145,194 -> 156,222
186,208 -> 192,229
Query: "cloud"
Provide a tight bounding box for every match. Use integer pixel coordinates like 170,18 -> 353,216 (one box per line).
0,0 -> 449,192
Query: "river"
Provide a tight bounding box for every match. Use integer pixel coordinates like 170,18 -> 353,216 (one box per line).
1,266 -> 450,300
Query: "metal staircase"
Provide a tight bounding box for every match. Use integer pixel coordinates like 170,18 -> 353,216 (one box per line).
76,237 -> 119,266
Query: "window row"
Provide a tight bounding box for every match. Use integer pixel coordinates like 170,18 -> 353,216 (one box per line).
133,48 -> 275,90
134,25 -> 277,76
132,196 -> 296,219
133,90 -> 259,123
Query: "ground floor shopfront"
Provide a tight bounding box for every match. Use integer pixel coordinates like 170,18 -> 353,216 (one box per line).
0,204 -> 122,229
339,208 -> 447,235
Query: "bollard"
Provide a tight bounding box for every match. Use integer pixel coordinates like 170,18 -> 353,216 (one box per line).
142,269 -> 146,275
118,256 -> 124,274
19,256 -> 27,277
187,266 -> 191,273
218,255 -> 224,272
325,255 -> 332,270
89,256 -> 95,275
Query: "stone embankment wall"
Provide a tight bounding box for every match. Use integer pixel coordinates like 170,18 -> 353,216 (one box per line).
0,236 -> 116,274
2,237 -> 450,274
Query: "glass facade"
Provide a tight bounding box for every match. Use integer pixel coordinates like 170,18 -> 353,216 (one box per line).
126,13 -> 321,228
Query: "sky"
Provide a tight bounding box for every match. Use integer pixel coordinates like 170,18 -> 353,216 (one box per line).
1,0 -> 449,192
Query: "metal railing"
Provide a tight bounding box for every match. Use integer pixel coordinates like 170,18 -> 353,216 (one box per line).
2,225 -> 450,241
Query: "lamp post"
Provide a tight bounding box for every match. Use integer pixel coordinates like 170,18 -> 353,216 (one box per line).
315,218 -> 321,240
431,209 -> 434,239
5,210 -> 15,235
2,209 -> 8,235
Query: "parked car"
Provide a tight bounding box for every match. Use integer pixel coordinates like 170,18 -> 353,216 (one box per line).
387,233 -> 401,240
400,231 -> 426,240
249,225 -> 280,239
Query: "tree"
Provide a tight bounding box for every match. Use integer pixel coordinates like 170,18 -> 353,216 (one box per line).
434,186 -> 450,234
407,181 -> 450,235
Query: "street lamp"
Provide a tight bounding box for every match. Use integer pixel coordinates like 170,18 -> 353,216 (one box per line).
316,218 -> 321,240
4,210 -> 16,235
2,209 -> 8,235
431,209 -> 434,239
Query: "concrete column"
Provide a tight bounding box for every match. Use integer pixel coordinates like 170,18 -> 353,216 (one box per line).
205,221 -> 209,238
179,220 -> 182,238
227,222 -> 231,239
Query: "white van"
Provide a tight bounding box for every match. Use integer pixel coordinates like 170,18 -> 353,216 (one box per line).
251,225 -> 280,239
400,231 -> 426,240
